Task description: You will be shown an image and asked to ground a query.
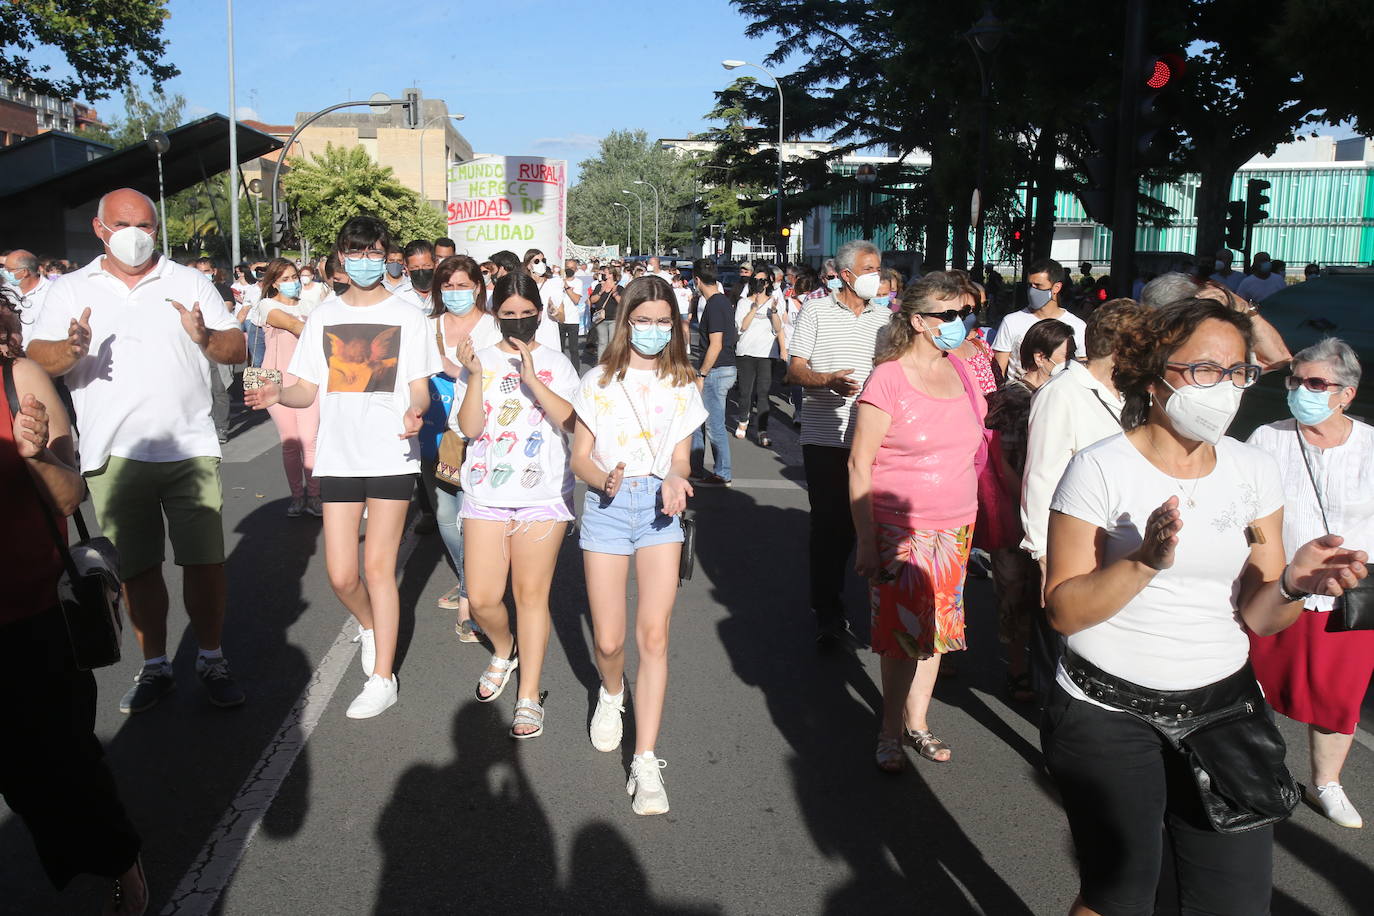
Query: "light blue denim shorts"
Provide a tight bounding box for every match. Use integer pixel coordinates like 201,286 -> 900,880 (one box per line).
579,476 -> 683,556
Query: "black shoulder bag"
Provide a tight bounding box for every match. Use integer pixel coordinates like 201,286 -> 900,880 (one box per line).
1295,423 -> 1374,631
3,359 -> 123,669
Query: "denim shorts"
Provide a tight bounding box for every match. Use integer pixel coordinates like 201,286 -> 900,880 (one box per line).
579,476 -> 683,556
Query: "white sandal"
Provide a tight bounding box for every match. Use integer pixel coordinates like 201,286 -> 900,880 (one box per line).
475,645 -> 518,703
510,694 -> 546,740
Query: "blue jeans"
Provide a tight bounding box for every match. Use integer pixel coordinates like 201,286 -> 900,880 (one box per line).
691,365 -> 736,481
435,484 -> 466,599
244,321 -> 266,368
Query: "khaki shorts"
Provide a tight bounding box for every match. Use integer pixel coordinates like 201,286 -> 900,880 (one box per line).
84,456 -> 226,580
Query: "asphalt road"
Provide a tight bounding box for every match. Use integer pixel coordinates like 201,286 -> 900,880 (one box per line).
3,390 -> 1373,915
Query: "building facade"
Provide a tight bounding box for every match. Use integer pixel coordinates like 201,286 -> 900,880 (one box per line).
0,79 -> 101,147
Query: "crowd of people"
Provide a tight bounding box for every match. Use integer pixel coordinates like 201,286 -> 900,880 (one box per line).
2,186 -> 1371,915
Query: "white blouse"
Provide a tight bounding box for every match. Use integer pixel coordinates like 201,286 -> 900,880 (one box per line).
1247,417 -> 1374,611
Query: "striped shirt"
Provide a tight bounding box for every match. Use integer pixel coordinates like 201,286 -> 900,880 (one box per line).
789,294 -> 889,448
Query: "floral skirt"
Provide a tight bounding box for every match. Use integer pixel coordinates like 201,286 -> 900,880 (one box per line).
870,522 -> 972,659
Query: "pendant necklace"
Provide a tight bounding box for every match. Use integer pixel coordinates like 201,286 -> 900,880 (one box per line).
1145,431 -> 1206,509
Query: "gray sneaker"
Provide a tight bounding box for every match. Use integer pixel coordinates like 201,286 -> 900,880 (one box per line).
119,663 -> 175,714
196,656 -> 246,708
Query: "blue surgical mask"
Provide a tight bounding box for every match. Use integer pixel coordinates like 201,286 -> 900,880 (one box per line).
928,316 -> 967,351
1288,385 -> 1336,426
630,325 -> 672,356
871,295 -> 890,308
385,262 -> 406,279
344,256 -> 385,287
0,269 -> 14,285
277,280 -> 301,299
1028,286 -> 1054,310
826,277 -> 843,291
1258,261 -> 1272,273
442,288 -> 476,315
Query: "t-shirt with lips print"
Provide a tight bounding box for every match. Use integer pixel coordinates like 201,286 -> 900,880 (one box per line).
453,343 -> 580,509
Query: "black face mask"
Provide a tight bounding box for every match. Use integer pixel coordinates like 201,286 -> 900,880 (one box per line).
498,315 -> 540,344
332,281 -> 351,296
409,269 -> 434,292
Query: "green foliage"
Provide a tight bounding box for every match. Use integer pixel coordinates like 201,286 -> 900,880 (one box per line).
567,130 -> 703,255
281,144 -> 446,254
0,0 -> 178,101
76,86 -> 184,149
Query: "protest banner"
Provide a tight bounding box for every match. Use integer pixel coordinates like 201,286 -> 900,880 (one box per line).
446,156 -> 567,262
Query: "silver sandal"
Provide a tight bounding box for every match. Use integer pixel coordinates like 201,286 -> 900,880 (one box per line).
510,694 -> 546,740
904,728 -> 953,762
475,646 -> 518,703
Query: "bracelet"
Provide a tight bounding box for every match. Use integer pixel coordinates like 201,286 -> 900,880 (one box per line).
1277,564 -> 1310,603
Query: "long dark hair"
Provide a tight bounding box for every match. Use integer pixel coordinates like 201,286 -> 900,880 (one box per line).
491,272 -> 544,313
258,257 -> 297,300
597,276 -> 695,388
429,255 -> 488,319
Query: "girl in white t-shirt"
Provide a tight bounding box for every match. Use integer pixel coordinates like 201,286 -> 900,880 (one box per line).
246,217 -> 438,721
569,276 -> 706,816
253,258 -> 321,517
732,276 -> 784,447
452,272 -> 579,741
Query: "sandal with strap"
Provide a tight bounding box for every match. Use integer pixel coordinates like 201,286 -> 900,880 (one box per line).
510,692 -> 548,740
905,728 -> 953,763
874,734 -> 906,773
475,644 -> 519,703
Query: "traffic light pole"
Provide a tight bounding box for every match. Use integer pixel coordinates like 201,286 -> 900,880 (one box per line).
1109,0 -> 1147,299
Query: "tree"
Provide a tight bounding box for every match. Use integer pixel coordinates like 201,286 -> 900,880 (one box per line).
77,86 -> 185,149
281,144 -> 445,254
0,0 -> 178,101
567,130 -> 702,255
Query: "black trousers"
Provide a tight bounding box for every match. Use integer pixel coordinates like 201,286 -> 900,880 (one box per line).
735,356 -> 774,433
803,444 -> 854,626
558,324 -> 581,371
1041,683 -> 1273,916
0,607 -> 140,888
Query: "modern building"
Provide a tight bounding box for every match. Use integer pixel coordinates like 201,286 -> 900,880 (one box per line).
0,79 -> 102,146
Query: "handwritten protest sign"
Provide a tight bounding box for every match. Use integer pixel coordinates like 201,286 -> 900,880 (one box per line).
446,156 -> 568,262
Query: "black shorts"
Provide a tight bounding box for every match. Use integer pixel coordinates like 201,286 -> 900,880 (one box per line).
318,474 -> 417,503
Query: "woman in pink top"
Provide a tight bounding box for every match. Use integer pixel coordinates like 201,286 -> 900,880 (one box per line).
849,271 -> 987,772
255,258 -> 322,517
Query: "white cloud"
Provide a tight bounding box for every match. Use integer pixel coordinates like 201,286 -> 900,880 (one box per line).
235,105 -> 260,121
531,133 -> 600,150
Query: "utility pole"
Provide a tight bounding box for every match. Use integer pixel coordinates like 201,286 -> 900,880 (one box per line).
1109,0 -> 1147,299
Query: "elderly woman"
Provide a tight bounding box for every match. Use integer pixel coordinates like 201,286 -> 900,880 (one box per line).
1247,338 -> 1374,829
1043,299 -> 1366,916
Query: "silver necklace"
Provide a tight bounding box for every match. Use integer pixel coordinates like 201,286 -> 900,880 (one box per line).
1145,431 -> 1207,509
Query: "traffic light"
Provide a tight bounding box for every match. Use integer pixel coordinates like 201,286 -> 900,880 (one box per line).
1224,200 -> 1246,249
1245,178 -> 1271,225
403,89 -> 422,129
779,226 -> 791,239
1135,52 -> 1186,165
1007,226 -> 1025,257
1078,115 -> 1117,225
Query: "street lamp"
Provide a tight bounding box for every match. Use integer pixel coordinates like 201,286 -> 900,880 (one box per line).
855,162 -> 878,243
965,7 -> 1007,282
226,0 -> 241,269
419,113 -> 466,209
611,202 -> 631,255
621,189 -> 644,254
146,131 -> 171,258
634,179 -> 661,255
722,59 -> 785,260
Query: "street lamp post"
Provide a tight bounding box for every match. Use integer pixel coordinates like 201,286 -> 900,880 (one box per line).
146,131 -> 171,258
612,202 -> 631,255
634,179 -> 661,255
965,8 -> 1007,283
855,162 -> 877,242
419,113 -> 466,209
621,189 -> 643,254
226,0 -> 240,269
722,59 -> 784,261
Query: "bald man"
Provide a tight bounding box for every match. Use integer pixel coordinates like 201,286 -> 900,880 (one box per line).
29,187 -> 248,714
3,249 -> 51,346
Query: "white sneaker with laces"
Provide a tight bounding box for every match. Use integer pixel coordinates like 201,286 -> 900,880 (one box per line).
590,682 -> 625,752
353,625 -> 375,677
346,674 -> 398,719
1306,782 -> 1363,828
627,752 -> 669,816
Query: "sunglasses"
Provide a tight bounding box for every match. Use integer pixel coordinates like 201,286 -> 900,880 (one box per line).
1285,375 -> 1345,393
920,306 -> 974,322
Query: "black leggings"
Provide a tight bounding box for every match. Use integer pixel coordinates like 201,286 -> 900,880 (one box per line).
1041,683 -> 1273,916
735,355 -> 774,433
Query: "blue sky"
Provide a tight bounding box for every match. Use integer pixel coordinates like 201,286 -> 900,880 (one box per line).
103,0 -> 786,183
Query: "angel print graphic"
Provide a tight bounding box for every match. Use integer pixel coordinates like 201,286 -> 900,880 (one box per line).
324,324 -> 401,393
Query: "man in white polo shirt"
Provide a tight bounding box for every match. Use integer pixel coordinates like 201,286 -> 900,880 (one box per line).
28,187 -> 248,716
3,249 -> 54,347
786,239 -> 889,647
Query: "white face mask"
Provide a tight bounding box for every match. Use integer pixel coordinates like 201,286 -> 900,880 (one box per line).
1160,376 -> 1244,444
530,260 -> 548,277
100,220 -> 156,268
849,270 -> 881,300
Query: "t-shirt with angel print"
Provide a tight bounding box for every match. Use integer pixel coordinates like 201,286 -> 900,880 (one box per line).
453,343 -> 580,509
571,366 -> 707,480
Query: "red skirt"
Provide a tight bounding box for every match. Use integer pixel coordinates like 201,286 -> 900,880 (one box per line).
1249,610 -> 1374,734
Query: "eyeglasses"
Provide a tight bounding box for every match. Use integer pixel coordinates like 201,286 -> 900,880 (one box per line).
1285,375 -> 1345,392
530,258 -> 545,265
920,306 -> 974,323
343,249 -> 386,261
629,317 -> 676,329
1165,361 -> 1262,389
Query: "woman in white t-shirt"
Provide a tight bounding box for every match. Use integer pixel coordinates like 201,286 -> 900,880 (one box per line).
569,276 -> 706,816
732,276 -> 784,447
1042,298 -> 1367,916
246,217 -> 438,721
521,247 -> 570,354
452,272 -> 579,741
297,264 -> 328,305
253,258 -> 321,517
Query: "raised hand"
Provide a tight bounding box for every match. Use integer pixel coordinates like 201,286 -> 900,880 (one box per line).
660,472 -> 693,516
826,368 -> 858,396
13,394 -> 48,459
243,380 -> 280,411
169,300 -> 211,347
67,307 -> 92,360
604,461 -> 626,497
1289,534 -> 1368,597
511,337 -> 538,386
399,407 -> 424,439
1134,496 -> 1181,571
456,334 -> 482,374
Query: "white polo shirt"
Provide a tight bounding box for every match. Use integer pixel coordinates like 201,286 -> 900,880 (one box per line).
788,295 -> 888,448
16,274 -> 53,346
33,255 -> 239,473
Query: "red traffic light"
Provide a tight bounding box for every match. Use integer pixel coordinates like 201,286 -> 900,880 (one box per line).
1144,53 -> 1186,90
1097,287 -> 1108,301
1012,229 -> 1023,240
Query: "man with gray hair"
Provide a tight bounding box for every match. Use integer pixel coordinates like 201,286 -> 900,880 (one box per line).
786,239 -> 888,646
2,249 -> 51,346
1142,271 -> 1292,371
1140,271 -> 1200,310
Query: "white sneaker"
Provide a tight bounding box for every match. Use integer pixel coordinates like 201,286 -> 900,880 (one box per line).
353,625 -> 375,678
346,674 -> 398,719
590,682 -> 625,752
1306,782 -> 1363,828
627,752 -> 669,816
